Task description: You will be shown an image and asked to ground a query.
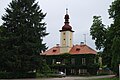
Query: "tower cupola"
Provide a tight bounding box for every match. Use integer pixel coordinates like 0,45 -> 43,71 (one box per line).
60,9 -> 74,32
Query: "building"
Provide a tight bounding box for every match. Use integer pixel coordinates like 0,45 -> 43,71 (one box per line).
41,9 -> 98,75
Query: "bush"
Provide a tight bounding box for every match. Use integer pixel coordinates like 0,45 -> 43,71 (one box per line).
87,64 -> 99,75
36,73 -> 63,78
0,72 -> 36,79
36,73 -> 45,78
97,68 -> 114,75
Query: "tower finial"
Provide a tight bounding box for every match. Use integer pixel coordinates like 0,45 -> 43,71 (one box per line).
66,8 -> 68,14
64,8 -> 69,24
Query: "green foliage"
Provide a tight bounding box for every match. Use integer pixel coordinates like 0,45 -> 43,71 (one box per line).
90,16 -> 106,50
0,72 -> 36,79
59,53 -> 71,57
106,0 -> 120,75
40,62 -> 51,74
109,0 -> 120,20
44,54 -> 98,75
0,0 -> 48,74
90,0 -> 120,75
111,37 -> 120,75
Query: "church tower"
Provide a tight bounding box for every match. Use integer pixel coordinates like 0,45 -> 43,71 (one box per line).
59,9 -> 74,53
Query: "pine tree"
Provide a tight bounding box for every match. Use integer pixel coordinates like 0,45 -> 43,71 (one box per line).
0,25 -> 8,71
1,0 -> 48,72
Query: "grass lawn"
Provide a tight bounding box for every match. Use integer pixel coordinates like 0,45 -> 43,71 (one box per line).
94,77 -> 119,80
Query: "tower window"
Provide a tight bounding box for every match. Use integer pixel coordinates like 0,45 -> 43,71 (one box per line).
64,39 -> 65,40
63,33 -> 65,35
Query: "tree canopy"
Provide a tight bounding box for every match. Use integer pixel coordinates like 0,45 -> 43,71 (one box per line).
90,0 -> 120,75
90,16 -> 106,50
0,0 -> 48,72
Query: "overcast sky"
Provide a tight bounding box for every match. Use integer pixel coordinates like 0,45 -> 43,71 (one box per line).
0,0 -> 113,50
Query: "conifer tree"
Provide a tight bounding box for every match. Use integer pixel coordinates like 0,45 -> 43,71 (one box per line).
1,0 -> 48,72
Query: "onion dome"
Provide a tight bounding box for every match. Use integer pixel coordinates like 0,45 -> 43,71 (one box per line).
60,9 -> 74,32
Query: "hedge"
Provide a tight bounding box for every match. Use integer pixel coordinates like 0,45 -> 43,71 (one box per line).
0,72 -> 36,79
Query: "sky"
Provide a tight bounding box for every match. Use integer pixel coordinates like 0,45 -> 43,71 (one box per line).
0,0 -> 113,50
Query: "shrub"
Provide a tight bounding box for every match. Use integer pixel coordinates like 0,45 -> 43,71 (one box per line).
0,72 -> 36,79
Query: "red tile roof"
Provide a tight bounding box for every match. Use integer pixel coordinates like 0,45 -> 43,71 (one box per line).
41,46 -> 60,55
69,44 -> 97,54
41,44 -> 97,55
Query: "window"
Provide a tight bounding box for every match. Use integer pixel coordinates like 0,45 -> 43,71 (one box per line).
71,58 -> 75,64
82,58 -> 86,64
62,59 -> 65,65
56,62 -> 61,64
52,59 -> 55,64
71,69 -> 75,74
79,69 -> 87,74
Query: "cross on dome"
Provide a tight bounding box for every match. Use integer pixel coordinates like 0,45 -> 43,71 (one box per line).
66,8 -> 68,14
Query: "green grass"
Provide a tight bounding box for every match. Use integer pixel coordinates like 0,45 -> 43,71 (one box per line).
93,77 -> 119,80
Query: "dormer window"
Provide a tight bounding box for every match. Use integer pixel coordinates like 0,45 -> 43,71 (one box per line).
76,48 -> 80,51
53,50 -> 57,52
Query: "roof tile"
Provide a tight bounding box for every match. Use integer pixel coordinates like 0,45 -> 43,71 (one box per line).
41,44 -> 97,55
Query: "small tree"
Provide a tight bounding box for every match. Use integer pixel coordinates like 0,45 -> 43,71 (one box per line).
90,16 -> 106,50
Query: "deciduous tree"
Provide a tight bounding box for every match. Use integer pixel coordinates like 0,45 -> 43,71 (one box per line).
90,0 -> 120,75
90,16 -> 106,50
